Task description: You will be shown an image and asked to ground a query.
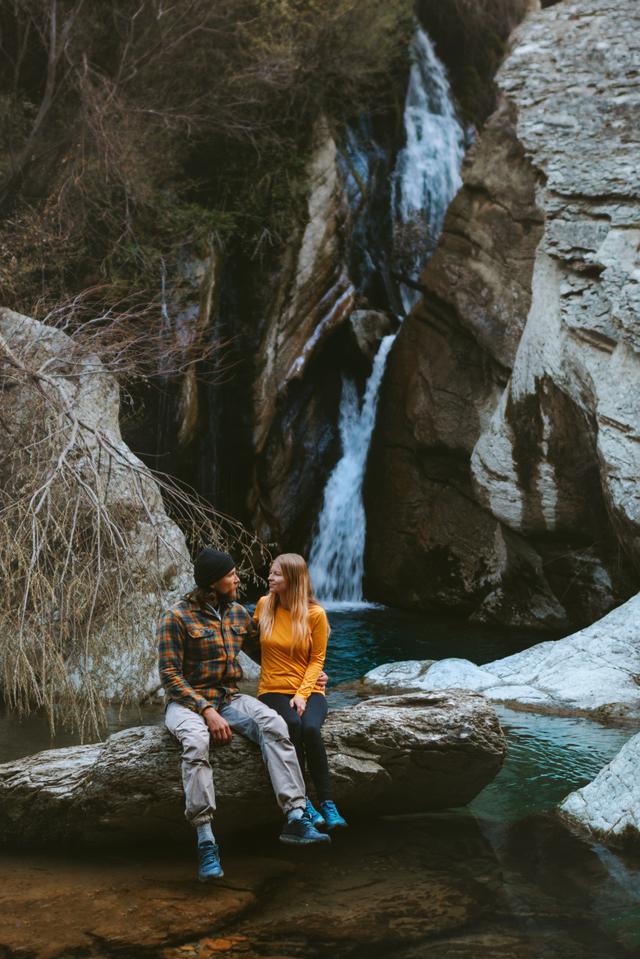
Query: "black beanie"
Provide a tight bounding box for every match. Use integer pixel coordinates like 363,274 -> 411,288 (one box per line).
193,548 -> 235,589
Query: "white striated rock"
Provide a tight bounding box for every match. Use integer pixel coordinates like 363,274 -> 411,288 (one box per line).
365,593 -> 640,719
472,0 -> 640,562
558,732 -> 640,850
253,117 -> 354,454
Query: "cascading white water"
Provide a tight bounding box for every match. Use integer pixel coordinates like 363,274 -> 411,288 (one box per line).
391,27 -> 465,312
308,335 -> 395,603
309,27 -> 465,603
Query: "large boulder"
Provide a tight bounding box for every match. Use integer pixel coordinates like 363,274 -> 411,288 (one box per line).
364,593 -> 640,721
365,0 -> 640,627
558,732 -> 640,852
0,308 -> 192,701
0,692 -> 506,846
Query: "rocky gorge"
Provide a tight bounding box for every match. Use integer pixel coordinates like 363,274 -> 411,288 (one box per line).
1,0 -> 640,955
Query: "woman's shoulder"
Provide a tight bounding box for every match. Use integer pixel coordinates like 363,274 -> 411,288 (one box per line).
254,595 -> 268,613
308,601 -> 328,623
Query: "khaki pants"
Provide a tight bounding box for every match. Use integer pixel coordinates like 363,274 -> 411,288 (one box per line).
165,695 -> 307,827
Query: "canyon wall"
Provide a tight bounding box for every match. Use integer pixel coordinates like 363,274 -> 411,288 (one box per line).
365,0 -> 640,629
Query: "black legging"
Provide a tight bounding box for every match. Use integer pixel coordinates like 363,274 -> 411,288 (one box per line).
259,692 -> 331,802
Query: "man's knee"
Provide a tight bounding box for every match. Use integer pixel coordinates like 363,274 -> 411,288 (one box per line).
262,710 -> 295,743
182,730 -> 211,764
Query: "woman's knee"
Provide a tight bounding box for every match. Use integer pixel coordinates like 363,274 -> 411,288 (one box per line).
301,722 -> 323,745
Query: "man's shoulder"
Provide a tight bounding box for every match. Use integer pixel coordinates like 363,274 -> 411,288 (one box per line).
227,601 -> 252,621
158,597 -> 194,624
165,596 -> 193,614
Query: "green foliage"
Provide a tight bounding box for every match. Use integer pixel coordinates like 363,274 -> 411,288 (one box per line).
0,0 -> 412,317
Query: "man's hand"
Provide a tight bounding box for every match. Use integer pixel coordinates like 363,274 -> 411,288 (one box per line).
203,706 -> 232,745
289,694 -> 306,717
317,670 -> 329,691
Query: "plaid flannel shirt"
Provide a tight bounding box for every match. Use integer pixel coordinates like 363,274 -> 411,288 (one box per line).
157,596 -> 259,713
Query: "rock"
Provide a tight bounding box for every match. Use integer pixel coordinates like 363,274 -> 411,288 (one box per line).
365,0 -> 640,626
0,692 -> 506,846
249,117 -> 355,547
0,845 -> 289,959
558,732 -> 640,852
0,308 -> 192,699
349,309 -> 398,362
364,593 -> 640,720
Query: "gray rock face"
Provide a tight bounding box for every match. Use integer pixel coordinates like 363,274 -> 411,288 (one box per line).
0,692 -> 506,846
558,732 -> 640,851
365,0 -> 640,627
364,592 -> 640,720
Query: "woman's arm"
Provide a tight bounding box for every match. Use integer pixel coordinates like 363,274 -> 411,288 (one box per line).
295,606 -> 329,701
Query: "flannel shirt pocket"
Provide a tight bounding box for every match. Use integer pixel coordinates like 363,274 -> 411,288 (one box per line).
185,625 -> 220,661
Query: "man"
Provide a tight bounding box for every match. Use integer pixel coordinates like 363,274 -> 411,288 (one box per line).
158,547 -> 330,882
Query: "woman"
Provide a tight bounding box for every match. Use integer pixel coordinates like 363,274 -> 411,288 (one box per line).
254,553 -> 347,830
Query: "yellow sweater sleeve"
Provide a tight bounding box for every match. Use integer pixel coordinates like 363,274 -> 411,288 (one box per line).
296,606 -> 328,699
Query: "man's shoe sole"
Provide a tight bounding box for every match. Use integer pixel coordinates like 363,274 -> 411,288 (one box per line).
198,868 -> 224,881
279,834 -> 331,845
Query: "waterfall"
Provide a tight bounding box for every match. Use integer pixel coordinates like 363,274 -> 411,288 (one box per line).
391,27 -> 465,312
309,27 -> 465,603
308,335 -> 395,604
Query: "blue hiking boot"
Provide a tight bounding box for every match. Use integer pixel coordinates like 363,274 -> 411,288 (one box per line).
319,801 -> 348,830
305,798 -> 326,828
279,814 -> 331,845
197,841 -> 224,881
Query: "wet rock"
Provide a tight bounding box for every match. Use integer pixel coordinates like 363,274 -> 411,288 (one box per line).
366,0 -> 640,625
349,309 -> 397,362
559,731 -> 640,851
0,846 -> 289,959
364,593 -> 640,720
0,693 -> 506,846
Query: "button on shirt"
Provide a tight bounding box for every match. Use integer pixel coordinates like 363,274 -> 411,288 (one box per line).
157,597 -> 258,713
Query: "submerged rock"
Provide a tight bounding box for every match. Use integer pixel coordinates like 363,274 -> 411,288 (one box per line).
364,594 -> 640,720
558,733 -> 640,852
0,693 -> 505,846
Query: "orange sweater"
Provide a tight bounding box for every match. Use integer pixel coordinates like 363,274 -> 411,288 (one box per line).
253,597 -> 328,699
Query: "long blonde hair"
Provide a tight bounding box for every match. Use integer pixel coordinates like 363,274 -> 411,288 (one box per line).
259,553 -> 321,653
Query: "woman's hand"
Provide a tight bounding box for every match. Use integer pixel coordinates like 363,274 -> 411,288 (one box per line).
289,694 -> 306,716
